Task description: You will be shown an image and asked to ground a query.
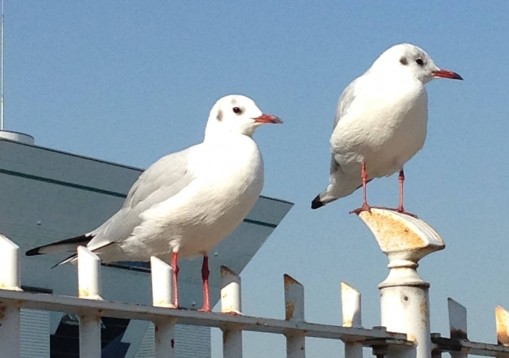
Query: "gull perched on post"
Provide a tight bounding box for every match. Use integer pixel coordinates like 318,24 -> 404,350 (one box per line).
311,43 -> 462,213
26,94 -> 282,311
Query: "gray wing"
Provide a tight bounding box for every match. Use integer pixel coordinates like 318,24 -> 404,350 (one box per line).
332,77 -> 361,129
329,77 -> 362,175
86,146 -> 196,249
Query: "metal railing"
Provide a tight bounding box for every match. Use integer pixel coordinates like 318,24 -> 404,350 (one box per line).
0,208 -> 508,357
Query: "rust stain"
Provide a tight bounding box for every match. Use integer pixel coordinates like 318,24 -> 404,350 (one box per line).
284,274 -> 297,289
420,301 -> 428,324
450,328 -> 468,340
359,209 -> 426,252
496,306 -> 509,346
223,329 -> 233,344
286,301 -> 295,320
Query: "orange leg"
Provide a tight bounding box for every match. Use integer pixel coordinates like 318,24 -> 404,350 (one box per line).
398,169 -> 405,213
171,252 -> 180,308
351,161 -> 371,214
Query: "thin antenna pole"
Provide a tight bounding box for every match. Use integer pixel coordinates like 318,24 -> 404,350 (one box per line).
0,0 -> 5,130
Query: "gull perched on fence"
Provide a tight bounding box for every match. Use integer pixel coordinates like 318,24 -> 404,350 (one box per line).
26,94 -> 282,311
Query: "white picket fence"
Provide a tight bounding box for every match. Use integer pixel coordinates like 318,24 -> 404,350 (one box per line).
1,208 -> 509,358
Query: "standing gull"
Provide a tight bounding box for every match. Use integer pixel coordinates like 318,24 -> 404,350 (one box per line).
311,43 -> 462,212
26,94 -> 282,311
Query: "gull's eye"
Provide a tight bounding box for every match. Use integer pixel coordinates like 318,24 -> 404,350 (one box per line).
416,58 -> 424,66
232,107 -> 242,114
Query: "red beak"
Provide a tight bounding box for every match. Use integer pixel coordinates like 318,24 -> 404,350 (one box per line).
432,69 -> 463,80
253,114 -> 283,124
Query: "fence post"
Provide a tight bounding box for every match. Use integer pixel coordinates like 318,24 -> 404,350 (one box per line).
77,246 -> 102,358
357,208 -> 445,358
221,266 -> 243,358
341,282 -> 363,358
496,306 -> 509,347
448,298 -> 468,358
284,274 -> 305,358
0,234 -> 21,358
151,256 -> 177,358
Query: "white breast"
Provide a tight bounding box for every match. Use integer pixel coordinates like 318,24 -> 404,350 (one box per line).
118,135 -> 264,260
332,80 -> 428,178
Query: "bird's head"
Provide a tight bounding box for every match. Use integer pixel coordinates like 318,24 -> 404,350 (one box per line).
370,43 -> 463,84
205,95 -> 282,139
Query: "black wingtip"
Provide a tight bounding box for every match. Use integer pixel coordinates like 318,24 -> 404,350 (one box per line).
25,234 -> 92,257
25,247 -> 42,256
311,195 -> 324,209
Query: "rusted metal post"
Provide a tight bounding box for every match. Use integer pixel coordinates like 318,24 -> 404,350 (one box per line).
357,208 -> 445,358
284,274 -> 305,358
221,266 -> 243,358
496,306 -> 509,347
448,298 -> 468,358
77,246 -> 102,358
151,256 -> 176,358
341,282 -> 363,358
0,234 -> 21,358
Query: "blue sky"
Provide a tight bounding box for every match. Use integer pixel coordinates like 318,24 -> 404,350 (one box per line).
5,1 -> 509,357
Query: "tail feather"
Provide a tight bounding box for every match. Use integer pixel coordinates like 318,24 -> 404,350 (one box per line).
25,234 -> 93,257
311,195 -> 325,209
52,253 -> 78,268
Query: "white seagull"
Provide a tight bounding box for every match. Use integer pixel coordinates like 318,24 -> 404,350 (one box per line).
311,43 -> 462,212
27,94 -> 282,311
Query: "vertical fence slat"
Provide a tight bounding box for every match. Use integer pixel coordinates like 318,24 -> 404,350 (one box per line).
221,266 -> 243,358
0,234 -> 21,358
151,256 -> 175,308
77,246 -> 102,358
284,274 -> 305,358
447,298 -> 468,358
223,327 -> 243,358
221,266 -> 242,314
79,313 -> 102,358
151,256 -> 177,358
341,282 -> 363,358
496,306 -> 509,347
154,320 -> 177,358
77,246 -> 102,300
448,298 -> 468,339
0,234 -> 21,290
